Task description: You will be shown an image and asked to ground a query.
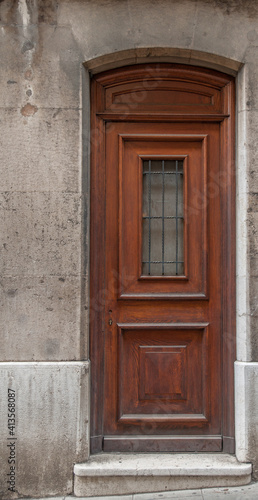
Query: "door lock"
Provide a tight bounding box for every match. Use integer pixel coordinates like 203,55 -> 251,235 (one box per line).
108,318 -> 113,326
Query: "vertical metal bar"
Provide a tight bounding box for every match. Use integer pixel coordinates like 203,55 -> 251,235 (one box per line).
148,160 -> 151,275
175,160 -> 178,276
162,160 -> 165,275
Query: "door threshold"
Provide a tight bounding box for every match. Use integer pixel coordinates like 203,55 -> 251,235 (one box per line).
73,453 -> 252,497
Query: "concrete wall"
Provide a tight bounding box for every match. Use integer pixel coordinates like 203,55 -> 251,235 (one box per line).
0,0 -> 258,497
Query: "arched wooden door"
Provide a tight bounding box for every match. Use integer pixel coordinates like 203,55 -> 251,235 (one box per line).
90,64 -> 235,454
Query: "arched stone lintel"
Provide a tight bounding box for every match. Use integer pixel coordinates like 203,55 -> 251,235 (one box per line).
84,47 -> 242,76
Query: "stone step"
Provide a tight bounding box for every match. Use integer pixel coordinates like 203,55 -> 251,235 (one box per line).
74,453 -> 252,497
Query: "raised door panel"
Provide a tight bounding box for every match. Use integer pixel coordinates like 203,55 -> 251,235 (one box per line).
105,122 -> 220,300
117,323 -> 210,423
96,64 -> 230,117
118,132 -> 210,298
105,81 -> 222,115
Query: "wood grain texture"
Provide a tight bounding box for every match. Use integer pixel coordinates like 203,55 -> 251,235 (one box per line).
117,130 -> 208,298
90,64 -> 235,453
103,436 -> 222,452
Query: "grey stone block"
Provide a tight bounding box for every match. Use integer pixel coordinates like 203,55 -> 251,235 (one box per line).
0,192 -> 82,277
242,48 -> 258,111
249,275 -> 258,361
192,1 -> 255,61
0,107 -> 81,192
74,454 -> 251,497
0,361 -> 89,499
0,0 -> 58,26
244,110 -> 258,195
235,362 -> 258,477
57,0 -> 197,59
0,25 -> 81,109
0,276 -> 83,361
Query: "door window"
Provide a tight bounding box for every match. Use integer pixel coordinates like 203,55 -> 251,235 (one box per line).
142,159 -> 184,276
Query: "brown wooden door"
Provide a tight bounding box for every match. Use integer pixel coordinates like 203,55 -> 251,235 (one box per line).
90,65 -> 235,454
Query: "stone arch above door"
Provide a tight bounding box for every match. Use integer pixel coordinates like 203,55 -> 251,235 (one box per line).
83,47 -> 242,76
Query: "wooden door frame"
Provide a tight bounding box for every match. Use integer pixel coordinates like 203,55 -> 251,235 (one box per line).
89,64 -> 235,454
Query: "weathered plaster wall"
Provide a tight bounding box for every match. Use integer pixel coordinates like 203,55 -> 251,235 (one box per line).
0,0 -> 258,497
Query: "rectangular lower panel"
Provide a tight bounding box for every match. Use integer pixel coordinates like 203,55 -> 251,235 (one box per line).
103,435 -> 222,452
118,323 -> 210,424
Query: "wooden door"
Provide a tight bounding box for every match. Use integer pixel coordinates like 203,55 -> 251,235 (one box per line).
90,65 -> 235,454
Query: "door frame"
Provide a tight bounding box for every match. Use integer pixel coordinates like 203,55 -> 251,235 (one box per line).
89,64 -> 236,454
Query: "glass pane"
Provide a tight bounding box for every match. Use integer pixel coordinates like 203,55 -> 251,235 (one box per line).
142,159 -> 184,276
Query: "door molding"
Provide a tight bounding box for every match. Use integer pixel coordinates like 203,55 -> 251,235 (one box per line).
89,64 -> 235,454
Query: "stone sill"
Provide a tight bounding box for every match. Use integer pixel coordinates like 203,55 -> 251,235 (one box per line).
74,453 -> 251,477
74,453 -> 252,497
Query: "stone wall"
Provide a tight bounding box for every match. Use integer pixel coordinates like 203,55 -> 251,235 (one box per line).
0,0 -> 258,497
